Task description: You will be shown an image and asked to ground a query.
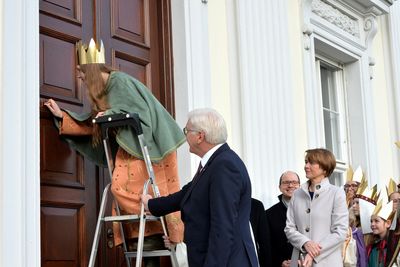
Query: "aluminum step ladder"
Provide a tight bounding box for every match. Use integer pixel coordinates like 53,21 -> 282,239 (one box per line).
88,112 -> 178,267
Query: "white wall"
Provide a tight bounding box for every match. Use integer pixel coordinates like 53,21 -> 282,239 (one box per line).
371,15 -> 397,189
1,1 -> 40,267
0,0 -> 3,264
387,2 -> 400,180
208,0 -> 237,152
231,0 -> 302,207
171,0 -> 212,185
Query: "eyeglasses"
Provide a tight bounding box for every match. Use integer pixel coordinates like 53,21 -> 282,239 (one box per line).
344,184 -> 359,189
281,181 -> 300,186
392,198 -> 400,204
183,127 -> 199,136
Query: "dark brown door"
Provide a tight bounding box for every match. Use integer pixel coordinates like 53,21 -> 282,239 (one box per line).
39,1 -> 174,266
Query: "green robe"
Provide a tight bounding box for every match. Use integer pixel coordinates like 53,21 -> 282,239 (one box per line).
368,240 -> 386,267
61,71 -> 186,166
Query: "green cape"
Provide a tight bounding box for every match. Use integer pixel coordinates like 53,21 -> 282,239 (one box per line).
60,71 -> 186,166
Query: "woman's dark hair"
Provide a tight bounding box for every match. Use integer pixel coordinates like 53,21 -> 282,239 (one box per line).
305,148 -> 336,177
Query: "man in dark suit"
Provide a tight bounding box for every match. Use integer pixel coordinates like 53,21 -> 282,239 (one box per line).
141,108 -> 258,267
265,171 -> 300,267
250,198 -> 271,267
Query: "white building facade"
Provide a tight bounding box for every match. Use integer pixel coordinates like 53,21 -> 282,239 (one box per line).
1,0 -> 399,265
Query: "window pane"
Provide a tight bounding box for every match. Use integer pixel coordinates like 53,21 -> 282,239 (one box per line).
323,109 -> 341,158
317,58 -> 348,182
329,172 -> 343,186
320,67 -> 338,111
320,64 -> 343,160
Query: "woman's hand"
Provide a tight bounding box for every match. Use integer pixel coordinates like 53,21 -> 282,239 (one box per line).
281,259 -> 291,267
303,240 -> 322,258
95,111 -> 105,118
301,253 -> 313,267
44,99 -> 63,119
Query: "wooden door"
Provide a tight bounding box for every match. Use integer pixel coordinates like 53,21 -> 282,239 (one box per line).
39,0 -> 174,266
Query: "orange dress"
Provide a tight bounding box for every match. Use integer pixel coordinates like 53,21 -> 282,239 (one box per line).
59,112 -> 184,245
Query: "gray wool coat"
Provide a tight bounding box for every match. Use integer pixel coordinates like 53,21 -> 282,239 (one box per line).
284,178 -> 348,267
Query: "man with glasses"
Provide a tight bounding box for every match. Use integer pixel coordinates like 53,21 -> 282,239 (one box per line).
265,171 -> 300,267
141,108 -> 258,267
344,166 -> 363,207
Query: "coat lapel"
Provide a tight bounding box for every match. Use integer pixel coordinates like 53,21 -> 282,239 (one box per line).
300,178 -> 330,200
180,144 -> 230,206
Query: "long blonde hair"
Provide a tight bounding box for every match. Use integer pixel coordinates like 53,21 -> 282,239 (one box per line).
79,63 -> 116,145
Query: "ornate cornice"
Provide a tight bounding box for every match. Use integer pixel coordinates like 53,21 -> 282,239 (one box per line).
341,0 -> 393,15
311,0 -> 360,37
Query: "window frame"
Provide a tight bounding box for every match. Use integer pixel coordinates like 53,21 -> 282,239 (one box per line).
315,55 -> 350,185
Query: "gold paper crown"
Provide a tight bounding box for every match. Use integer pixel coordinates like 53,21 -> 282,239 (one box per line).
77,38 -> 105,65
396,141 -> 400,149
387,178 -> 398,199
372,199 -> 395,221
355,178 -> 380,205
346,166 -> 363,183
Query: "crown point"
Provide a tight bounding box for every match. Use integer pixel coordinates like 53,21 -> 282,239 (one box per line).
372,199 -> 395,222
77,38 -> 105,65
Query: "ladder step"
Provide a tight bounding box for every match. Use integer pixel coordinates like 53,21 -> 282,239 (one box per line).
125,250 -> 174,258
103,214 -> 161,222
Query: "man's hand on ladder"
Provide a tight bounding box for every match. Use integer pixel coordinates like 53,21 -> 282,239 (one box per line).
140,194 -> 153,213
162,235 -> 176,250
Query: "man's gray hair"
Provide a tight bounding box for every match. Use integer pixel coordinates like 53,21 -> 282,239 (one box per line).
188,108 -> 227,145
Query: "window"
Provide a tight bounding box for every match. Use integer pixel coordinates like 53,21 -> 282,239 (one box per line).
315,57 -> 349,185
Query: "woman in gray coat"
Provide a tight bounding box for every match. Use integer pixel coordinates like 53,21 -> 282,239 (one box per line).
285,148 -> 348,267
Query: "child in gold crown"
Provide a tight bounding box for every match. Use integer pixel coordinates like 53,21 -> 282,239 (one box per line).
45,39 -> 185,267
366,200 -> 395,267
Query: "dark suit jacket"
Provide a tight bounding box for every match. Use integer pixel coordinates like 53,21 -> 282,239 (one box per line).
250,198 -> 272,267
149,143 -> 258,267
265,194 -> 293,267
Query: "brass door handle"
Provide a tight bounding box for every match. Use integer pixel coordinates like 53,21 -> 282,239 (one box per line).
107,228 -> 114,238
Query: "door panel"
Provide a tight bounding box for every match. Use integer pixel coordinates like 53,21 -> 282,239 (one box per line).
40,1 -> 96,266
41,118 -> 84,186
40,0 -> 175,266
111,0 -> 148,45
100,0 -> 156,93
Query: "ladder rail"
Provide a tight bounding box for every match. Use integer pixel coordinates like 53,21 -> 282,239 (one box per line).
89,113 -> 178,267
88,184 -> 110,267
102,127 -> 132,267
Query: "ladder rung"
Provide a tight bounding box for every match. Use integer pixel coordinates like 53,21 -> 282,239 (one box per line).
103,214 -> 161,222
125,250 -> 173,257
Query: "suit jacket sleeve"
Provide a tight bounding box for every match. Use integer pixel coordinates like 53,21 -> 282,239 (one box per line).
313,188 -> 348,263
148,183 -> 190,216
251,199 -> 271,267
203,159 -> 245,266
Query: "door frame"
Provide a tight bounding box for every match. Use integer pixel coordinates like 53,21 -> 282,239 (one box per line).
1,1 -> 40,267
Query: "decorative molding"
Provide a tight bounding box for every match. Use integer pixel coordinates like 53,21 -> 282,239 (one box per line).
311,0 -> 360,37
341,0 -> 393,16
364,16 -> 378,79
364,16 -> 378,47
303,24 -> 314,50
